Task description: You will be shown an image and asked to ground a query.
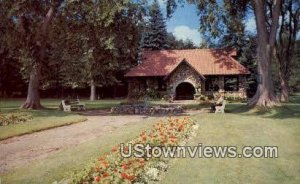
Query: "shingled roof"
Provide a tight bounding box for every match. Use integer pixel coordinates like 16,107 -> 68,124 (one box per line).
125,49 -> 250,77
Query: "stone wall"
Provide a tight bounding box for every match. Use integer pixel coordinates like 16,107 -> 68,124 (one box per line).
167,62 -> 203,99
111,104 -> 183,115
203,75 -> 248,99
127,79 -> 140,98
127,67 -> 247,100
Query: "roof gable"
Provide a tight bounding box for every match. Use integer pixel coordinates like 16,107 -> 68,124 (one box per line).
164,59 -> 206,80
125,49 -> 250,77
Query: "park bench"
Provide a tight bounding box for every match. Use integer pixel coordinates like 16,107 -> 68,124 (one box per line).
60,98 -> 86,111
61,100 -> 71,111
215,100 -> 226,113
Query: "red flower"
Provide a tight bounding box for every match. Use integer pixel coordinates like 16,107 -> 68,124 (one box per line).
94,176 -> 101,182
103,172 -> 109,177
122,163 -> 129,170
124,146 -> 129,152
121,172 -> 128,179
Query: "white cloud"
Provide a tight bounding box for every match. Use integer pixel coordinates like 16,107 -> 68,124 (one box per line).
173,25 -> 202,46
245,16 -> 256,33
157,0 -> 165,6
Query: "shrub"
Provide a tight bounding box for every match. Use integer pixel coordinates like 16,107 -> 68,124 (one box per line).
0,112 -> 32,126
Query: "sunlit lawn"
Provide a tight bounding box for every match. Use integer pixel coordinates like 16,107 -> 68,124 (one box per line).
0,98 -> 124,111
160,94 -> 300,184
0,98 -> 123,140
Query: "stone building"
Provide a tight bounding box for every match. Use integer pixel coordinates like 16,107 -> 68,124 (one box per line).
125,49 -> 250,100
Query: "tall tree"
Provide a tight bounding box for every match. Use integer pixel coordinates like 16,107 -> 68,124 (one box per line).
3,0 -> 63,109
60,0 -> 144,101
275,0 -> 300,102
143,0 -> 169,50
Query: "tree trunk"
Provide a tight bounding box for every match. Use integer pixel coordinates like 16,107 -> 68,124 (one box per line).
279,74 -> 289,102
248,45 -> 279,107
21,63 -> 43,109
20,2 -> 60,109
90,79 -> 96,101
248,0 -> 281,107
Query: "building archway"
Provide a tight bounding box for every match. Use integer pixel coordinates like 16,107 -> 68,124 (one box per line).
175,82 -> 196,100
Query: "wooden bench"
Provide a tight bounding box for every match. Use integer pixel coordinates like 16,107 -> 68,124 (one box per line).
60,99 -> 86,111
61,100 -> 71,111
215,100 -> 226,113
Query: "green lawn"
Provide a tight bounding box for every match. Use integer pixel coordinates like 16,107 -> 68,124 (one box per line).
0,98 -> 123,111
161,95 -> 300,184
0,98 -> 123,140
1,95 -> 300,183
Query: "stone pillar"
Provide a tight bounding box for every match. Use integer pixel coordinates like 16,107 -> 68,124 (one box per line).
238,75 -> 247,98
127,81 -> 132,98
127,79 -> 139,99
218,76 -> 224,90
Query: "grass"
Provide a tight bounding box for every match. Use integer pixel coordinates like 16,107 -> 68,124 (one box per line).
0,98 -> 123,111
160,95 -> 300,184
1,95 -> 300,183
0,98 -> 123,140
0,117 -> 160,184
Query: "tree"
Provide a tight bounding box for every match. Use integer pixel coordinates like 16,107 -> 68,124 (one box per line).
2,0 -> 63,109
166,33 -> 197,49
165,0 -> 283,107
59,0 -> 144,101
143,0 -> 169,50
0,2 -> 25,97
275,0 -> 300,102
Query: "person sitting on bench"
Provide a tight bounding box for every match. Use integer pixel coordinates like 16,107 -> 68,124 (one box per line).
211,90 -> 225,113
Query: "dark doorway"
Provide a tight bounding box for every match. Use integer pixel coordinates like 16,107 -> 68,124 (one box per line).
175,82 -> 196,100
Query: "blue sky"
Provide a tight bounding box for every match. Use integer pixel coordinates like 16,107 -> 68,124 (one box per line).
157,0 -> 256,46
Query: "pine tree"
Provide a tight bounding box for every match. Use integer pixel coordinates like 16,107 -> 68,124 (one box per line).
143,0 -> 169,50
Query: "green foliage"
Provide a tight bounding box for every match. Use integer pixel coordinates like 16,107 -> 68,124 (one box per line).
0,1 -> 26,96
0,0 -> 145,98
166,33 -> 197,49
143,0 -> 169,50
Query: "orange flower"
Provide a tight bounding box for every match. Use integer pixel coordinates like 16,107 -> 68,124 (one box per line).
121,173 -> 135,181
170,135 -> 176,139
122,163 -> 129,170
98,157 -> 104,161
112,146 -> 118,152
178,124 -> 184,132
142,136 -> 147,141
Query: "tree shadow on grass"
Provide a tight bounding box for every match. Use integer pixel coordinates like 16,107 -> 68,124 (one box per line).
225,101 -> 300,120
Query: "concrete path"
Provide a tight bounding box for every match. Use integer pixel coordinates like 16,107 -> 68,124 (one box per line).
0,114 -> 149,173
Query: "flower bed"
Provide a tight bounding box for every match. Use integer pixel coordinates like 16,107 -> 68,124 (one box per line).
66,117 -> 198,184
0,112 -> 32,126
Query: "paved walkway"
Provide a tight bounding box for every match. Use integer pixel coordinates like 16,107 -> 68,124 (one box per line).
0,114 -> 149,173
